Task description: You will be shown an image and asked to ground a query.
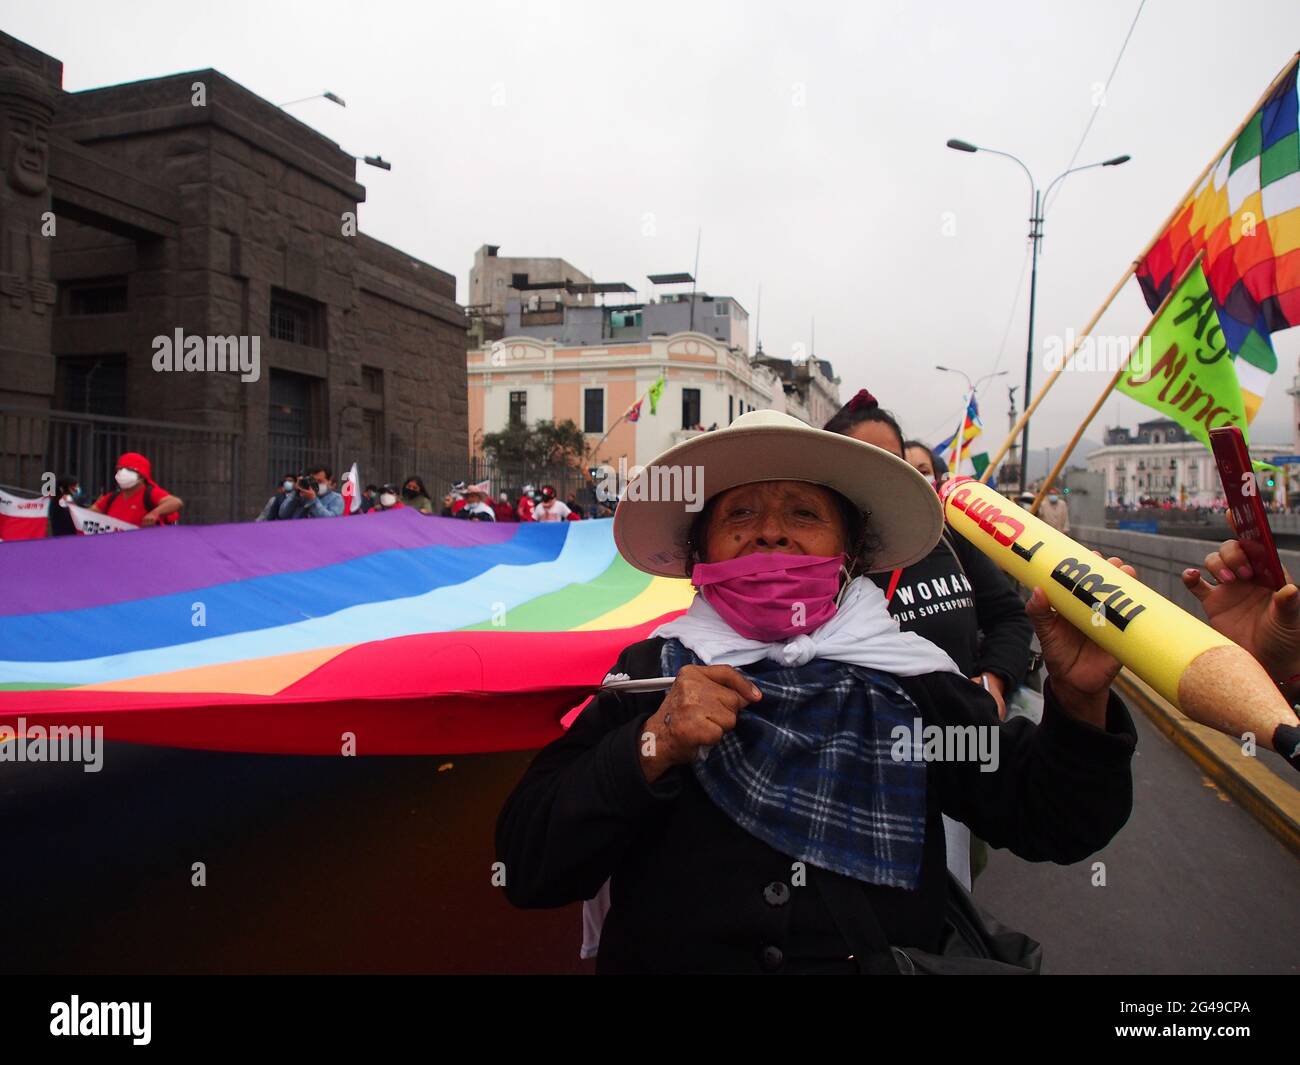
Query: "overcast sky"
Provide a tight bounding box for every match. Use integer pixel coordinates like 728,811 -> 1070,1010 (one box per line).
11,0 -> 1300,453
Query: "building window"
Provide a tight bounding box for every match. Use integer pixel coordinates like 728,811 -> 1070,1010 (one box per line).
714,302 -> 729,317
63,278 -> 128,316
364,409 -> 385,460
361,366 -> 383,395
728,394 -> 734,424
269,288 -> 326,347
682,388 -> 701,429
56,354 -> 126,416
509,391 -> 527,426
267,369 -> 321,484
584,388 -> 604,434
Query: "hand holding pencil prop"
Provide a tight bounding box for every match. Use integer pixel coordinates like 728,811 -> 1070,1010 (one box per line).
939,477 -> 1300,763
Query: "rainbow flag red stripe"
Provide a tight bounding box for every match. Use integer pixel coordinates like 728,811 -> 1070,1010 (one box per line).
0,511 -> 692,754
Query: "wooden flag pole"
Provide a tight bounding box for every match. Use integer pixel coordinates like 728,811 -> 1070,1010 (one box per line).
1030,254 -> 1201,512
980,51 -> 1300,487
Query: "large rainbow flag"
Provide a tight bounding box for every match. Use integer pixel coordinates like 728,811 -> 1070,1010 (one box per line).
0,511 -> 692,754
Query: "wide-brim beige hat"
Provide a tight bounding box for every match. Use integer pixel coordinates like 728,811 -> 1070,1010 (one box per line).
613,409 -> 943,578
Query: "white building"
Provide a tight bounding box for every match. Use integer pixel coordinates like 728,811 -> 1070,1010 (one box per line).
466,253 -> 841,466
468,330 -> 790,469
1086,417 -> 1290,506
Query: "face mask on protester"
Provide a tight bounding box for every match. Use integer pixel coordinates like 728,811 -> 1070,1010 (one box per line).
115,468 -> 141,490
691,551 -> 846,642
402,486 -> 418,499
282,479 -> 295,492
380,492 -> 397,507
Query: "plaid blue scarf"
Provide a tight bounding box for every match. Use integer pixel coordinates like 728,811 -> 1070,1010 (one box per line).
662,638 -> 927,889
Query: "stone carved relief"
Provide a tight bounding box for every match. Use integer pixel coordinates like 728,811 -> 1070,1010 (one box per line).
0,63 -> 56,315
0,226 -> 55,312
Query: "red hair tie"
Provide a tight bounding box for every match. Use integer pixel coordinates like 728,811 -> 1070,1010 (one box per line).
846,389 -> 878,413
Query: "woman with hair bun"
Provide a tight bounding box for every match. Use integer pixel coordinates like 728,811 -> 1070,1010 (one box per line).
825,390 -> 1036,885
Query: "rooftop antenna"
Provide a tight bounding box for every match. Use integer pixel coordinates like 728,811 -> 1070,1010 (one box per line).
755,283 -> 762,357
688,228 -> 702,332
810,316 -> 815,359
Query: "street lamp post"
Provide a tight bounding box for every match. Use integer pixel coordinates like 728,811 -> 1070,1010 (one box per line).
279,92 -> 347,109
276,93 -> 390,171
1005,385 -> 1019,489
946,139 -> 1130,493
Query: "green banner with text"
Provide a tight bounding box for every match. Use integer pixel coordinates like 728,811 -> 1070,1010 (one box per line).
1117,262 -> 1248,449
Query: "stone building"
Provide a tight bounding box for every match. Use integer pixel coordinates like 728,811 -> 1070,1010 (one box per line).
0,31 -> 466,521
467,244 -> 592,343
469,330 -> 785,478
751,349 -> 842,428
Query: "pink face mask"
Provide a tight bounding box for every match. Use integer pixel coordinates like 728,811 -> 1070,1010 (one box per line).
691,552 -> 846,642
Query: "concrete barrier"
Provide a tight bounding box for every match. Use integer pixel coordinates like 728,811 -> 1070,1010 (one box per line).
1072,524 -> 1300,616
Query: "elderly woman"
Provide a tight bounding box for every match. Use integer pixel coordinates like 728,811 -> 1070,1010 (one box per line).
496,410 -> 1137,974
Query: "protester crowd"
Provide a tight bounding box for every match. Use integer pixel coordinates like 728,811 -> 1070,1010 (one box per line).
33,450 -> 625,534
250,469 -> 612,524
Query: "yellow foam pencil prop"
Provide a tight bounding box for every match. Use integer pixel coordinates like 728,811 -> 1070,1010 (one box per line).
939,477 -> 1299,751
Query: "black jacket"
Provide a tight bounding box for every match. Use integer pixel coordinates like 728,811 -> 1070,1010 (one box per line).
496,637 -> 1136,974
871,530 -> 1034,689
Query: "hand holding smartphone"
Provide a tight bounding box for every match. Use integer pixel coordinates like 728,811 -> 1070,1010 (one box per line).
1209,425 -> 1287,591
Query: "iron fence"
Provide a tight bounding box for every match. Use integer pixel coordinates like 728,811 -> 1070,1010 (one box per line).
0,409 -> 598,527
267,435 -> 594,510
0,407 -> 241,525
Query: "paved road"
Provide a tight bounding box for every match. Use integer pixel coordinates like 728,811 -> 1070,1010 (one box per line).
976,707 -> 1300,974
1,704 -> 1295,974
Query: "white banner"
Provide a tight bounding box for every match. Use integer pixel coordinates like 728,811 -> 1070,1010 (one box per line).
68,501 -> 137,535
0,487 -> 50,518
342,461 -> 360,514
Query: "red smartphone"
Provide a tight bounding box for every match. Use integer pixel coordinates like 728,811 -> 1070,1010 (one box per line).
1209,425 -> 1287,590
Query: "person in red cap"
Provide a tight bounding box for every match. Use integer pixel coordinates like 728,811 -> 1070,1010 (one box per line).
533,484 -> 571,522
90,452 -> 183,528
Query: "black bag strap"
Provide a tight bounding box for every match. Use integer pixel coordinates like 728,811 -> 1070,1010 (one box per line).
938,528 -> 970,582
811,870 -> 902,975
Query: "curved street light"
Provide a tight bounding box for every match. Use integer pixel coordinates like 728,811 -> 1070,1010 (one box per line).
945,138 -> 1130,492
933,367 -> 1007,473
279,92 -> 347,109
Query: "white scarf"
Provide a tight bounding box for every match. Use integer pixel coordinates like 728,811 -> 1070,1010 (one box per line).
651,575 -> 962,677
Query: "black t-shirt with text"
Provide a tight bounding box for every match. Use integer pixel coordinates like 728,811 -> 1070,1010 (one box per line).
870,530 -> 1033,688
